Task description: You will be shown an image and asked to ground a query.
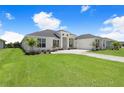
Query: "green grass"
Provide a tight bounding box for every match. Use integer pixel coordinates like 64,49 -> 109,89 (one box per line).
90,48 -> 124,57
0,48 -> 124,86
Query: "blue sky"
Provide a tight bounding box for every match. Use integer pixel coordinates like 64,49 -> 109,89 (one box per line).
0,5 -> 124,43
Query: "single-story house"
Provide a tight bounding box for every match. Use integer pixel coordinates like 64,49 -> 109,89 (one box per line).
0,39 -> 5,48
21,29 -> 114,51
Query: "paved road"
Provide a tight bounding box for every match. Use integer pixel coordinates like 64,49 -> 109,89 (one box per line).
52,49 -> 124,62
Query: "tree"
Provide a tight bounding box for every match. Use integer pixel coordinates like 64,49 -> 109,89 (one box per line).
26,37 -> 37,47
13,42 -> 21,48
112,41 -> 121,50
25,37 -> 37,54
6,43 -> 14,48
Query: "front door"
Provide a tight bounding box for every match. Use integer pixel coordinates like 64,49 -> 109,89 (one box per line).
69,38 -> 74,48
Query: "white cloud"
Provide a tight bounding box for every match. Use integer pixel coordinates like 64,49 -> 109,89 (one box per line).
0,31 -> 24,43
100,31 -> 124,41
103,16 -> 124,33
100,27 -> 113,33
100,16 -> 124,41
5,13 -> 15,20
32,11 -> 66,30
81,5 -> 90,13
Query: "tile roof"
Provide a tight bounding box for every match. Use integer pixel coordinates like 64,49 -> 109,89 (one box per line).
76,34 -> 102,39
27,29 -> 60,38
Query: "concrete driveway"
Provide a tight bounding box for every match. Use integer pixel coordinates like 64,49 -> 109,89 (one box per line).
52,49 -> 124,62
52,49 -> 88,54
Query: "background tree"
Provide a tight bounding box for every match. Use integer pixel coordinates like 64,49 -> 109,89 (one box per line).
13,42 -> 21,48
5,42 -> 21,48
6,43 -> 14,48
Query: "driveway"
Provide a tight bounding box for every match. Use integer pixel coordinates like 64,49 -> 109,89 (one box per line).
52,49 -> 88,54
52,49 -> 124,62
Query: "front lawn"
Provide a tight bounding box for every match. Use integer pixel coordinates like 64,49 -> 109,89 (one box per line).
91,48 -> 124,57
0,48 -> 124,86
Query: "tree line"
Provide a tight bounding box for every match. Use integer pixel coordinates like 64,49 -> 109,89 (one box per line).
5,42 -> 21,48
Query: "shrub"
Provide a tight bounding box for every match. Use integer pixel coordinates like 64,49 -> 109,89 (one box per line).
112,41 -> 121,50
23,37 -> 38,55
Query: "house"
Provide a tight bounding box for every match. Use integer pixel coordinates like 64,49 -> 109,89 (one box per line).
21,29 -> 114,51
0,39 -> 5,48
21,29 -> 76,51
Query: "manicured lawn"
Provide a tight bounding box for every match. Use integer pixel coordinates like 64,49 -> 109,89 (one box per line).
0,48 -> 124,86
91,48 -> 124,57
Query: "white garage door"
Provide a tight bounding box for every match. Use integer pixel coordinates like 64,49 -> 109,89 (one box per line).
76,38 -> 94,50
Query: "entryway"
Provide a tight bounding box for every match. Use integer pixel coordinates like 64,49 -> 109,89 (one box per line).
62,37 -> 68,49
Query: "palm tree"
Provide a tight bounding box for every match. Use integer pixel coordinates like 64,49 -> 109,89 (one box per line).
25,37 -> 37,54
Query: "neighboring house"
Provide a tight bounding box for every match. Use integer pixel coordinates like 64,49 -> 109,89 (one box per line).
21,29 -> 114,51
0,39 -> 5,48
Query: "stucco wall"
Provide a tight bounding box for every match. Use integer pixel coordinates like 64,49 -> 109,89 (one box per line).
21,36 -> 60,51
58,30 -> 76,49
76,38 -> 95,50
100,39 -> 107,49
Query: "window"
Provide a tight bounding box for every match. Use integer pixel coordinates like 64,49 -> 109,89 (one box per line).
53,40 -> 59,48
37,38 -> 41,47
41,38 -> 46,48
95,39 -> 99,42
62,34 -> 64,36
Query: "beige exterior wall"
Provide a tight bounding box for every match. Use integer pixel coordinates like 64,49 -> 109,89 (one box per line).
58,30 -> 76,49
59,31 -> 69,49
100,39 -> 107,49
21,36 -> 60,51
75,38 -> 112,50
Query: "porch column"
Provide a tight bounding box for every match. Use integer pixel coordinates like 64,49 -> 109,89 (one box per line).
60,31 -> 63,48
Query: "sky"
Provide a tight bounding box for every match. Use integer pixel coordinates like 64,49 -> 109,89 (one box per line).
0,5 -> 124,43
